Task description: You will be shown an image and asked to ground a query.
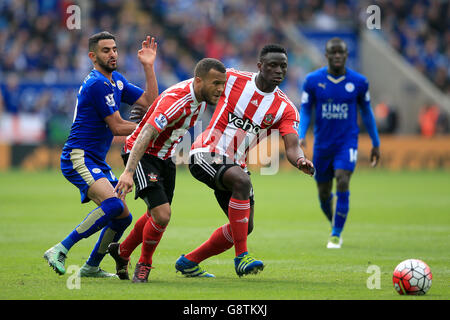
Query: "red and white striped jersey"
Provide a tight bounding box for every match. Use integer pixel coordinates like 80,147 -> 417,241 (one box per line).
125,78 -> 206,159
190,68 -> 300,167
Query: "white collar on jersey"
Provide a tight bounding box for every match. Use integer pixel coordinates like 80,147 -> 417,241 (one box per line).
252,72 -> 279,96
189,79 -> 201,105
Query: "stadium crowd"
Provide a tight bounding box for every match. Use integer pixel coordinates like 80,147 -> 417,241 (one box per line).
0,0 -> 448,136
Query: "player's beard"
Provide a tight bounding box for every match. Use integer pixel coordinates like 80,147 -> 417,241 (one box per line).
201,87 -> 216,105
97,58 -> 117,73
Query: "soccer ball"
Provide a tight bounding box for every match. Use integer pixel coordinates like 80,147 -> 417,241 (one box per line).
392,259 -> 432,295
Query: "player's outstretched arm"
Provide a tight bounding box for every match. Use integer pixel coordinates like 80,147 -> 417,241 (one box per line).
104,111 -> 137,136
133,36 -> 159,115
299,138 -> 307,148
283,133 -> 315,176
115,123 -> 158,200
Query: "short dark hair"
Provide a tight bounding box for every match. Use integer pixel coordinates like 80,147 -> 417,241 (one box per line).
194,58 -> 226,78
325,37 -> 347,51
88,31 -> 116,52
259,44 -> 287,60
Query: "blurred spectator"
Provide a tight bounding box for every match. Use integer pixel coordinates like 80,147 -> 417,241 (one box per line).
374,101 -> 398,134
370,0 -> 450,93
436,111 -> 449,135
419,103 -> 440,137
0,86 -> 4,117
0,0 -> 448,143
1,74 -> 20,114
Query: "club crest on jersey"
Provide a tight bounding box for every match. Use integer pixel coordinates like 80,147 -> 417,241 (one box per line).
117,80 -> 124,90
262,114 -> 274,126
345,82 -> 355,92
105,93 -> 115,107
148,172 -> 158,182
228,112 -> 261,135
154,113 -> 168,130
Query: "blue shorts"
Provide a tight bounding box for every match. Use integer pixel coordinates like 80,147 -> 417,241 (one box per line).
61,149 -> 118,203
313,145 -> 358,183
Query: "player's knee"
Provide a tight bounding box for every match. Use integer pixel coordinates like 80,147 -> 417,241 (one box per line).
230,175 -> 252,199
336,178 -> 349,192
318,190 -> 332,202
101,197 -> 125,218
151,206 -> 171,227
317,181 -> 333,201
335,173 -> 350,192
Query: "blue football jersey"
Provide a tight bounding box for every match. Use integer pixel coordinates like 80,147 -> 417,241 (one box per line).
62,69 -> 144,169
298,67 -> 379,151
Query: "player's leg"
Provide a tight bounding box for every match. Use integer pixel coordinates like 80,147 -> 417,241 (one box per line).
327,146 -> 356,248
183,191 -> 255,265
330,169 -> 352,238
313,150 -> 335,223
178,153 -> 261,277
129,202 -> 169,283
45,158 -> 128,275
175,154 -> 222,277
115,155 -> 175,283
220,166 -> 251,251
108,151 -> 151,279
218,166 -> 263,277
81,213 -> 132,278
133,158 -> 177,283
140,202 -> 170,265
108,210 -> 149,280
317,180 -> 334,223
72,178 -> 131,277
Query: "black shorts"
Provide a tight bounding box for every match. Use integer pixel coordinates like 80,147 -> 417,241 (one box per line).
189,152 -> 254,214
122,151 -> 176,210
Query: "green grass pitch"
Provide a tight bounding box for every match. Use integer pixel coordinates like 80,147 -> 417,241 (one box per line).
0,168 -> 449,300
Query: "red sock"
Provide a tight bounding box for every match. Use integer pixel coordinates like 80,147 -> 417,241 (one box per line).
185,224 -> 234,263
119,211 -> 150,259
228,197 -> 250,256
139,215 -> 166,265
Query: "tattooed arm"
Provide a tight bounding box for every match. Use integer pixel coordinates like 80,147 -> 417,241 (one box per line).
114,123 -> 158,200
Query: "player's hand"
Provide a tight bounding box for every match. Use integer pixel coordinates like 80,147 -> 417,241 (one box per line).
297,157 -> 315,176
370,146 -> 380,167
299,138 -> 307,148
138,36 -> 157,67
114,172 -> 134,201
129,105 -> 148,122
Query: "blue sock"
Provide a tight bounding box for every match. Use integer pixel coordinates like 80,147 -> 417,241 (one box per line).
319,193 -> 333,222
331,191 -> 350,237
86,213 -> 133,267
61,197 -> 124,252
